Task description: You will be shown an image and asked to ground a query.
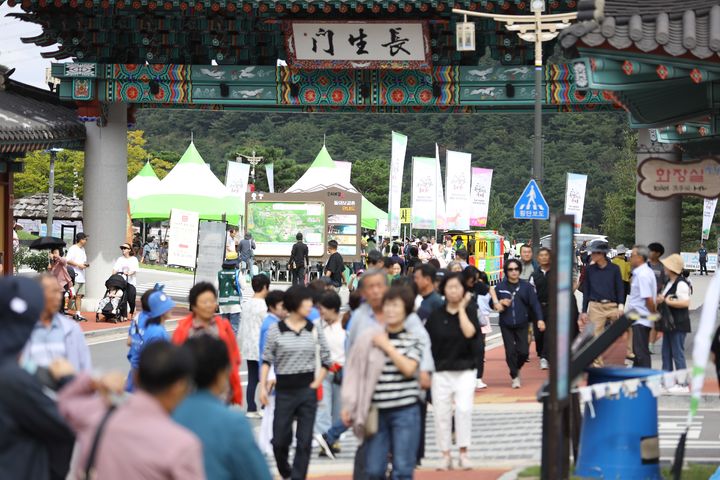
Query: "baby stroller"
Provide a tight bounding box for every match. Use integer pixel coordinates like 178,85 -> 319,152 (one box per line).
96,274 -> 128,323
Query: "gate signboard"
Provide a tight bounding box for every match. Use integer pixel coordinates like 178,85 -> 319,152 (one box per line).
285,21 -> 432,69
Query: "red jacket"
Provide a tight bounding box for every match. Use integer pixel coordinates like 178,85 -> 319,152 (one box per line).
172,314 -> 243,405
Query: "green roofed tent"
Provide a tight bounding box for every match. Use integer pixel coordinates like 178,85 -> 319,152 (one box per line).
361,197 -> 387,229
130,142 -> 241,223
286,145 -> 388,229
127,161 -> 160,200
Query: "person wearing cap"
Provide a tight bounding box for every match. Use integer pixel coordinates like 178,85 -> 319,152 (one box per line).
580,241 -> 625,367
698,243 -> 709,276
656,254 -> 691,389
626,245 -> 658,368
611,245 -> 632,296
113,242 -> 139,321
125,285 -> 175,392
66,232 -> 89,322
0,276 -> 76,480
21,273 -> 92,374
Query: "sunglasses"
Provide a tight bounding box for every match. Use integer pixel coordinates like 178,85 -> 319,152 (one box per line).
120,246 -> 131,250
506,267 -> 520,272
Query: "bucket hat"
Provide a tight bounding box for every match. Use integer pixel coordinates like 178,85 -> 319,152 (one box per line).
660,253 -> 684,275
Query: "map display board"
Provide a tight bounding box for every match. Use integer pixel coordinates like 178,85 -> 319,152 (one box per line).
245,188 -> 363,262
247,202 -> 325,257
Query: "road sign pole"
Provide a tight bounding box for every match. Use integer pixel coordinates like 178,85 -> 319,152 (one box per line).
541,214 -> 574,480
532,20 -> 543,253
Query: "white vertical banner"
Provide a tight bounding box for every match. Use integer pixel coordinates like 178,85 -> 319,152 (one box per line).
226,161 -> 251,195
265,163 -> 275,193
445,150 -> 471,230
702,198 -> 717,240
168,208 -> 200,268
388,131 -> 408,237
411,156 -> 437,229
435,144 -> 447,231
564,173 -> 588,234
470,167 -> 493,227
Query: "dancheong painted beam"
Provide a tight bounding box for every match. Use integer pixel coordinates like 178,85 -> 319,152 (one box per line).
51,62 -> 613,114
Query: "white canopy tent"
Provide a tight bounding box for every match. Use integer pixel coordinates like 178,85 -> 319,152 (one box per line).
127,161 -> 160,200
286,145 -> 387,229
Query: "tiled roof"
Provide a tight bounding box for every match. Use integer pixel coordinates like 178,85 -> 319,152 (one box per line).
560,1 -> 720,60
0,72 -> 85,154
13,193 -> 83,220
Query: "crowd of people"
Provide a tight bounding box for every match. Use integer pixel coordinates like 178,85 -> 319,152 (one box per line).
1,227 -> 718,480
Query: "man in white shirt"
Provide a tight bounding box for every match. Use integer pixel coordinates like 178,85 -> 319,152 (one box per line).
626,245 -> 657,368
113,243 -> 140,320
66,233 -> 89,321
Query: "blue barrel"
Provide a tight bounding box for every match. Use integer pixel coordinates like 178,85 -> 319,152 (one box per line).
574,367 -> 663,479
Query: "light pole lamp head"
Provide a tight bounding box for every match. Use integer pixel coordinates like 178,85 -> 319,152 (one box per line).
456,15 -> 476,51
531,0 -> 545,12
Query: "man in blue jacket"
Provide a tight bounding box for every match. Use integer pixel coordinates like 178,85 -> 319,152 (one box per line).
173,335 -> 272,480
494,259 -> 544,389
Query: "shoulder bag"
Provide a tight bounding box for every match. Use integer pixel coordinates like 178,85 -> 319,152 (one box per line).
84,405 -> 117,480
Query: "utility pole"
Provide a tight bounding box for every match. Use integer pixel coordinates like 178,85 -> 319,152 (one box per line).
453,1 -> 577,252
46,148 -> 63,237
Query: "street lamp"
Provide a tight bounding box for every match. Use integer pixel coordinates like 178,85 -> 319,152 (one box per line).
452,2 -> 577,251
236,150 -> 264,187
45,147 -> 64,236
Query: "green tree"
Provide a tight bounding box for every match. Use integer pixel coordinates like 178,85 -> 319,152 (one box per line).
14,149 -> 84,198
14,131 -> 172,199
601,134 -> 637,246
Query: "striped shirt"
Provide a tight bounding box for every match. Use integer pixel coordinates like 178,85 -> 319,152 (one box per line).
372,330 -> 422,410
263,320 -> 331,390
21,315 -> 67,370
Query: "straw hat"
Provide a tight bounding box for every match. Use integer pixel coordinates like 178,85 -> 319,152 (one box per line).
660,253 -> 684,275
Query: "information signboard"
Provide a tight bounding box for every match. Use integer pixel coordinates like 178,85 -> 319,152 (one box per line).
194,220 -> 227,287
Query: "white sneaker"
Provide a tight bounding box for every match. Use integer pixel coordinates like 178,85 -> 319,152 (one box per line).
437,455 -> 453,471
511,377 -> 521,389
246,411 -> 263,419
475,379 -> 488,389
314,433 -> 335,460
459,454 -> 473,470
540,358 -> 549,370
667,384 -> 690,394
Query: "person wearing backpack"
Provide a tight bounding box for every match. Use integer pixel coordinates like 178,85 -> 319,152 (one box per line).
656,254 -> 691,392
141,237 -> 160,265
125,286 -> 175,392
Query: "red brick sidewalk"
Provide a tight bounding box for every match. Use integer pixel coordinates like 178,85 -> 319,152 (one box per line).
74,304 -> 189,333
475,330 -> 718,401
309,468 -> 511,479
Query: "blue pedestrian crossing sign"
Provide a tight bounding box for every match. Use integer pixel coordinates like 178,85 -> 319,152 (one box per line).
514,179 -> 549,220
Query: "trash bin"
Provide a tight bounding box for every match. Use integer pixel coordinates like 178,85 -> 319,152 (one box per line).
575,367 -> 663,480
